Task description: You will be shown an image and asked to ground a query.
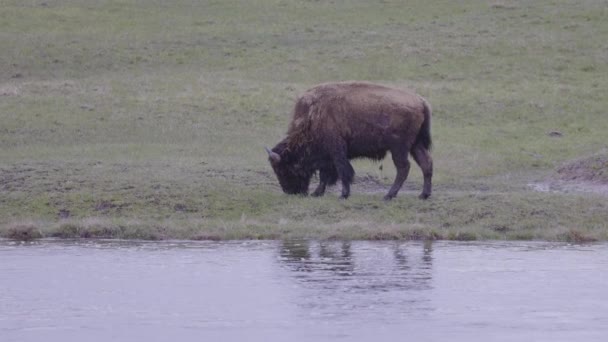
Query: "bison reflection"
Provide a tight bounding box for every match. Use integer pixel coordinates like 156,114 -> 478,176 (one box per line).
267,81 -> 433,200
279,240 -> 433,292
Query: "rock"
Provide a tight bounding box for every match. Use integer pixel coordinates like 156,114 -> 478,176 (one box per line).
547,131 -> 563,137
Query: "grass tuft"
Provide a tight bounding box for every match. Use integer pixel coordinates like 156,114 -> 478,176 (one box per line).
2,223 -> 43,241
558,229 -> 598,244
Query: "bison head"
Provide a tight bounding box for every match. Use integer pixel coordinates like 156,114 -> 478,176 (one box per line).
266,143 -> 311,195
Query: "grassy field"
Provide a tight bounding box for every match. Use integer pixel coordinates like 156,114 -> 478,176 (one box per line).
1,0 -> 607,241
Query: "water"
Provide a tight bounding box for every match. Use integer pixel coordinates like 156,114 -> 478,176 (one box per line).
1,240 -> 607,342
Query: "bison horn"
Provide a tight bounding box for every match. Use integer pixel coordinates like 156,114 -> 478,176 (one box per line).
265,147 -> 281,163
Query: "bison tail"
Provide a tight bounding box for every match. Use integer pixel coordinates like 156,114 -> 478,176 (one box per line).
415,99 -> 432,150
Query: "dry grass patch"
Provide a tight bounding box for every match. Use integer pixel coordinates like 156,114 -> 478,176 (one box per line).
2,222 -> 43,241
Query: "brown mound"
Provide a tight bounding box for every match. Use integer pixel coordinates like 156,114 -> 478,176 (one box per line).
556,153 -> 608,184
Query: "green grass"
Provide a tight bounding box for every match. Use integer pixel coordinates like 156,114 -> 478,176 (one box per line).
1,0 -> 607,241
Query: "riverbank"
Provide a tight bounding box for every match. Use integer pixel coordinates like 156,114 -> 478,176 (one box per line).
2,179 -> 607,242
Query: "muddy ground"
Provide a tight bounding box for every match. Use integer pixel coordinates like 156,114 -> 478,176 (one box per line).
531,152 -> 608,196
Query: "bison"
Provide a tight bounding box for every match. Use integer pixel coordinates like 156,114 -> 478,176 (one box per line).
266,81 -> 433,200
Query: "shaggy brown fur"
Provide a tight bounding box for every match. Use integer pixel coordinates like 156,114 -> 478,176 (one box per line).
267,81 -> 433,200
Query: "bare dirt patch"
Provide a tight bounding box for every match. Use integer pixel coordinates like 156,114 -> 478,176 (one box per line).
532,152 -> 608,196
555,153 -> 608,184
303,173 -> 424,197
353,174 -> 390,194
0,84 -> 20,97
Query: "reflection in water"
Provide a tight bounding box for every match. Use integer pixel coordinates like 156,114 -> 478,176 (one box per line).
279,240 -> 433,289
278,240 -> 434,322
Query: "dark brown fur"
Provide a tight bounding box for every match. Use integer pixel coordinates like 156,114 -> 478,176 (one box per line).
267,81 -> 433,200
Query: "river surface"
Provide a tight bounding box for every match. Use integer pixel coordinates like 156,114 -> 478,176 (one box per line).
1,240 -> 607,342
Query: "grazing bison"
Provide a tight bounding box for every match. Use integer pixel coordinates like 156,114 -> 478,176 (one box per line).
266,81 -> 433,200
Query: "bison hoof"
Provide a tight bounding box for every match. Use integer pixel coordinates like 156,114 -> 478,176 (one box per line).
383,194 -> 394,201
418,193 -> 431,200
311,192 -> 324,197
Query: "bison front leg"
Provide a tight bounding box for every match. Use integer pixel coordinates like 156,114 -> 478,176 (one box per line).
334,158 -> 355,200
311,166 -> 338,197
326,141 -> 354,199
311,182 -> 326,197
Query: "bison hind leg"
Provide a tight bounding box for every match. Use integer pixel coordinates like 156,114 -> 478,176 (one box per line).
411,143 -> 433,199
384,145 -> 411,201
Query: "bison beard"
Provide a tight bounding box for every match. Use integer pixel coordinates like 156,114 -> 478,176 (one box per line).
267,81 -> 433,200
